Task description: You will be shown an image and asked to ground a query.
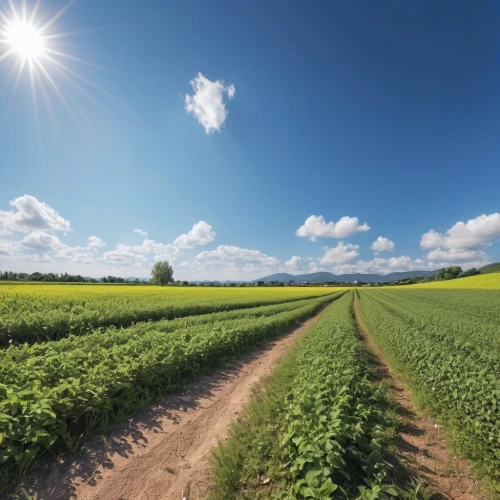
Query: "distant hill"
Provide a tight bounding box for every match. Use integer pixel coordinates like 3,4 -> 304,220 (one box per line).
254,270 -> 438,284
479,263 -> 500,274
251,273 -> 296,283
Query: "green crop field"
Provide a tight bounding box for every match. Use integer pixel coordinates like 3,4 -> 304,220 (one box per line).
3,279 -> 500,496
210,291 -> 400,499
210,282 -> 500,498
0,283 -> 343,490
357,287 -> 500,491
0,283 -> 336,345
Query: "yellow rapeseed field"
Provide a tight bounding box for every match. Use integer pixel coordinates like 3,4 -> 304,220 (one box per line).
401,273 -> 500,290
0,281 -> 340,299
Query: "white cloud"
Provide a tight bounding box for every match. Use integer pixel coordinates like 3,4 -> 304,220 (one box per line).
370,236 -> 395,252
320,242 -> 360,265
114,240 -> 180,263
421,213 -> 500,250
88,236 -> 105,248
296,215 -> 370,242
284,256 -> 324,274
285,256 -> 306,271
95,221 -> 216,270
0,195 -> 71,235
420,230 -> 443,250
174,245 -> 281,280
195,245 -> 279,267
103,249 -> 148,266
21,230 -> 66,252
173,221 -> 216,249
332,256 -> 425,275
308,262 -> 319,273
185,73 -> 235,134
332,255 -> 485,276
0,238 -> 21,256
427,248 -> 488,262
18,230 -> 98,265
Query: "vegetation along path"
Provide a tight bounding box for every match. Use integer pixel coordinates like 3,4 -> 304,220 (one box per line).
353,292 -> 484,499
29,306 -> 331,500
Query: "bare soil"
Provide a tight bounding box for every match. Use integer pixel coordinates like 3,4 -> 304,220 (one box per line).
29,307 -> 329,500
353,292 -> 486,499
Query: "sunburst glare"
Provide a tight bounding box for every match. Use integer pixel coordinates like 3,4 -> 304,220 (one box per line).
0,0 -> 106,123
5,19 -> 44,59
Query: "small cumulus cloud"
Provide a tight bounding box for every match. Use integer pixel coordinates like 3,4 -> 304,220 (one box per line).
370,236 -> 395,252
296,215 -> 370,242
185,73 -> 236,134
0,194 -> 71,235
320,242 -> 360,265
88,236 -> 105,248
173,221 -> 216,249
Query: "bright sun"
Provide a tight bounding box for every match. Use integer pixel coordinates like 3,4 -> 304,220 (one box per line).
0,0 -> 101,120
6,20 -> 45,60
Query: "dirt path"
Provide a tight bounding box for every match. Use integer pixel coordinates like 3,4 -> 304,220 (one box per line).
353,292 -> 485,499
30,307 -> 329,500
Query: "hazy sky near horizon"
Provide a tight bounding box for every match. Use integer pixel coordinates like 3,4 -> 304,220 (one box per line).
1,0 -> 500,280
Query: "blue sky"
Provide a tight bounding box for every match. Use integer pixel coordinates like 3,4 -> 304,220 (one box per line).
0,0 -> 499,280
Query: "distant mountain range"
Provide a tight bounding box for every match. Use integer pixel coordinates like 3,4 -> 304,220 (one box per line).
253,270 -> 439,284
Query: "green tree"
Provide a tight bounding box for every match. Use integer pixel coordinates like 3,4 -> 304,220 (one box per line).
436,266 -> 463,281
459,267 -> 480,278
151,261 -> 174,286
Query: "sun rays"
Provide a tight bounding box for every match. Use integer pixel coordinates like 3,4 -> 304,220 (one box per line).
0,0 -> 107,124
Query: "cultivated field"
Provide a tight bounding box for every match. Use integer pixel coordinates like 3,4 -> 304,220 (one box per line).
0,283 -> 341,491
357,286 -> 500,488
0,283 -> 336,345
210,276 -> 500,498
2,276 -> 500,498
399,272 -> 500,289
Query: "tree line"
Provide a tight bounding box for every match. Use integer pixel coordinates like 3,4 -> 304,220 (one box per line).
0,271 -> 137,283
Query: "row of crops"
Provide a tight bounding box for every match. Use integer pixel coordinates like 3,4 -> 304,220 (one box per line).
0,284 -> 336,345
357,288 -> 500,491
3,280 -> 500,495
210,292 -> 401,499
0,288 -> 343,490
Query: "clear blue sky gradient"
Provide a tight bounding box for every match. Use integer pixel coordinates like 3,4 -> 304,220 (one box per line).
1,0 -> 499,279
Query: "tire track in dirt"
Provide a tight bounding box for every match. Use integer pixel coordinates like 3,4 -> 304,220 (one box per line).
353,291 -> 485,499
29,305 -> 331,500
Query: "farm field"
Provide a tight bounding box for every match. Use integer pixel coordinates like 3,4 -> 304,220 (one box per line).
3,278 -> 500,497
210,281 -> 500,498
0,283 -> 337,345
357,287 -> 500,493
0,284 -> 343,491
398,272 -> 500,289
210,291 -> 401,499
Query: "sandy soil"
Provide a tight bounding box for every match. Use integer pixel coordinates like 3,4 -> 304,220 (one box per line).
353,292 -> 486,499
29,307 -> 329,500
